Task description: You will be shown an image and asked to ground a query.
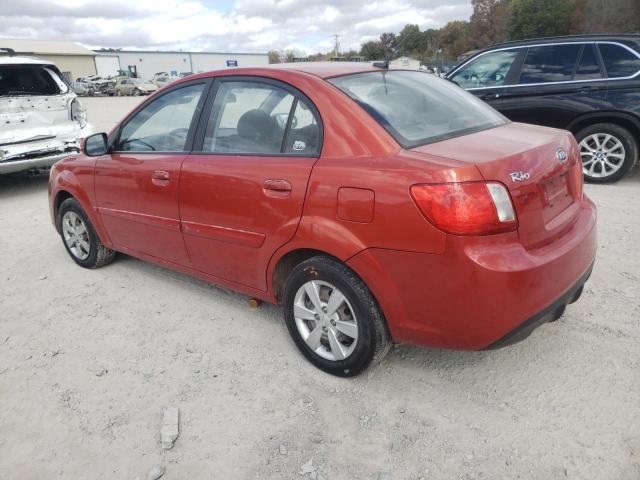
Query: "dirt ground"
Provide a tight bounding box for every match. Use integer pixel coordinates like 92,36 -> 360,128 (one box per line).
1,97 -> 639,480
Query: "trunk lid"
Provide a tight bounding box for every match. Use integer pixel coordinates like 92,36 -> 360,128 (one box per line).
412,123 -> 583,249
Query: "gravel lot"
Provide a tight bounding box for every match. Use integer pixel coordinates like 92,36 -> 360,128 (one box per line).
1,97 -> 639,480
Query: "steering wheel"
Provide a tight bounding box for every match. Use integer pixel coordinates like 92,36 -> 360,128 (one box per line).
121,138 -> 156,151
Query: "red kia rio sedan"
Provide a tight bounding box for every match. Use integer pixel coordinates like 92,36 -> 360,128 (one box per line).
49,63 -> 597,376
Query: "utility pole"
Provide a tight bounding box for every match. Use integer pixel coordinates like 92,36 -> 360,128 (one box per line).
333,34 -> 340,58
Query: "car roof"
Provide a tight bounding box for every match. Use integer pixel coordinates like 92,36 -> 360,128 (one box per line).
0,55 -> 56,66
482,34 -> 640,50
266,61 -> 380,79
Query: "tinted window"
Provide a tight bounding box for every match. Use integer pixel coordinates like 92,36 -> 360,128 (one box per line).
450,50 -> 518,88
574,44 -> 602,80
520,44 -> 581,83
599,43 -> 640,78
117,83 -> 204,152
203,81 -> 320,155
329,71 -> 506,148
0,66 -> 68,96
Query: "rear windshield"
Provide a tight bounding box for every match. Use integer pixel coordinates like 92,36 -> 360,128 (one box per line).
0,65 -> 69,96
329,70 -> 506,148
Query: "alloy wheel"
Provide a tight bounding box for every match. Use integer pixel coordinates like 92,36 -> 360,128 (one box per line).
293,280 -> 358,361
579,133 -> 625,178
62,211 -> 91,260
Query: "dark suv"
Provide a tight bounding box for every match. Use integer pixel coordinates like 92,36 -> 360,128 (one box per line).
446,35 -> 640,183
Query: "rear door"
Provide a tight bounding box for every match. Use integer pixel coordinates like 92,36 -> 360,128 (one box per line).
496,43 -> 606,128
179,77 -> 322,290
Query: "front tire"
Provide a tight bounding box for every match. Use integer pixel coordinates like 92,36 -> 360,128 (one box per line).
283,256 -> 391,377
576,123 -> 637,183
57,198 -> 116,269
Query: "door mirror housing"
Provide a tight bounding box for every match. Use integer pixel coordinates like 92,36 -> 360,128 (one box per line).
84,133 -> 108,156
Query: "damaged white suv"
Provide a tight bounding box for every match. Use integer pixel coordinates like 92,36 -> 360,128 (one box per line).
0,54 -> 92,175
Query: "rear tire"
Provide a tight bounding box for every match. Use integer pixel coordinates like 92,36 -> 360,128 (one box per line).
575,123 -> 637,183
283,256 -> 391,377
57,198 -> 116,269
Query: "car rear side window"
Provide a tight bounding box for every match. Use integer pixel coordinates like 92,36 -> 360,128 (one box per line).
329,70 -> 507,148
202,80 -> 321,156
519,44 -> 581,84
0,66 -> 68,96
449,50 -> 518,89
598,43 -> 640,78
574,44 -> 603,80
117,83 -> 205,152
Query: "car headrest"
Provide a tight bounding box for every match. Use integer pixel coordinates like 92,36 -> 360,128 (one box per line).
237,109 -> 274,141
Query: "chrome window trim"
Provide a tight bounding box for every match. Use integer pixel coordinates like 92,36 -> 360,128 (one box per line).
448,40 -> 640,91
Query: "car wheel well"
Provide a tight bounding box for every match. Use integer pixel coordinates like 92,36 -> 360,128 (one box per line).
54,191 -> 74,229
272,249 -> 338,303
570,116 -> 640,143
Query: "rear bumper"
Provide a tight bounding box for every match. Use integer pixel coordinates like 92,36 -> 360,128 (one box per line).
347,197 -> 597,350
0,123 -> 92,175
484,261 -> 593,349
0,152 -> 76,174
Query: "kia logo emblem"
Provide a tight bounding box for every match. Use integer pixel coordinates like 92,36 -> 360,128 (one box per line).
556,148 -> 568,162
509,171 -> 530,182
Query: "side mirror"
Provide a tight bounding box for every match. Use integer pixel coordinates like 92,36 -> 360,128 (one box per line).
84,133 -> 109,156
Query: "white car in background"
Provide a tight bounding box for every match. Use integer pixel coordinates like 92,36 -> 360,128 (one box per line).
115,77 -> 158,96
0,54 -> 91,175
151,72 -> 180,88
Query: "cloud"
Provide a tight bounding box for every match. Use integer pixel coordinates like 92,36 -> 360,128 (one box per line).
0,0 -> 472,53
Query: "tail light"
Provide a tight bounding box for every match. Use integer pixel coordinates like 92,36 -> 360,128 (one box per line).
570,157 -> 584,201
410,181 -> 518,235
70,98 -> 87,128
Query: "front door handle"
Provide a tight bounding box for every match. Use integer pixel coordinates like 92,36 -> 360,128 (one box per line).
263,179 -> 292,192
152,170 -> 170,181
151,170 -> 170,186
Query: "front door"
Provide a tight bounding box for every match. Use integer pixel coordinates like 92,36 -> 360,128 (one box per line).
94,81 -> 208,265
179,78 -> 322,290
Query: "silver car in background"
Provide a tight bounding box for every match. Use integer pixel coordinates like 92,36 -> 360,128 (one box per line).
0,55 -> 92,175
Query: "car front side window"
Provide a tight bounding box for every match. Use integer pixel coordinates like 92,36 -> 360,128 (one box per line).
116,83 -> 205,152
450,50 -> 518,89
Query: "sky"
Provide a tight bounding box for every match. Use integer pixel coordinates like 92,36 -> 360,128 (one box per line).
0,0 -> 472,54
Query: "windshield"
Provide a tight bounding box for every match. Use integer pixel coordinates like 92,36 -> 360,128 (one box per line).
0,65 -> 69,96
328,70 -> 507,148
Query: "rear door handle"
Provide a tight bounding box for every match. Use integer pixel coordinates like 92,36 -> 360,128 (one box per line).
152,170 -> 170,181
263,179 -> 292,192
263,179 -> 292,197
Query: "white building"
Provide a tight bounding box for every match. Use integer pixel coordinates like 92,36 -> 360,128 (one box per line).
0,38 -> 96,81
390,56 -> 421,70
94,50 -> 269,80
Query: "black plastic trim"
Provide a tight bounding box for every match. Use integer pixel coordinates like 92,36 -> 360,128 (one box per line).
484,262 -> 594,350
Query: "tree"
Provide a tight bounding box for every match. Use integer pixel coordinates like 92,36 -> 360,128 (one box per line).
508,0 -> 572,39
360,40 -> 385,60
268,50 -> 283,64
379,32 -> 398,59
397,24 -> 424,56
470,0 -> 512,48
572,0 -> 640,34
439,21 -> 474,59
